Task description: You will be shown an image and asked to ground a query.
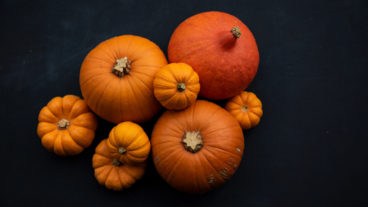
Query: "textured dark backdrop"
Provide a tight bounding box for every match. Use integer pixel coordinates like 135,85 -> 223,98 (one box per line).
1,0 -> 367,206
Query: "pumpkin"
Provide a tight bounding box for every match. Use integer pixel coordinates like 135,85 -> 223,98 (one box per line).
80,35 -> 167,123
106,121 -> 151,164
37,95 -> 97,156
153,63 -> 200,110
168,11 -> 259,100
151,100 -> 244,194
225,91 -> 263,130
92,139 -> 146,191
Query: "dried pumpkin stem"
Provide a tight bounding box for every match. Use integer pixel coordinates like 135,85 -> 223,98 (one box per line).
231,26 -> 242,38
182,131 -> 203,153
241,105 -> 248,112
118,147 -> 126,154
177,82 -> 186,92
58,119 -> 70,129
112,159 -> 121,166
112,57 -> 131,77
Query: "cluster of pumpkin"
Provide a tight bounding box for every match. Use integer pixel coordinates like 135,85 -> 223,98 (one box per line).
37,11 -> 263,194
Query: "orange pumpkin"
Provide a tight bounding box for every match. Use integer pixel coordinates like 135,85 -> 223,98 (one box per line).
151,100 -> 244,194
225,91 -> 263,130
80,35 -> 167,123
92,139 -> 146,191
106,121 -> 151,164
168,11 -> 259,100
153,63 -> 200,110
37,95 -> 97,156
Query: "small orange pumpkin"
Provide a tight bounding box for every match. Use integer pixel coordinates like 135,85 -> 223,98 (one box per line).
106,121 -> 151,164
151,100 -> 244,194
225,91 -> 263,130
153,63 -> 200,110
92,139 -> 146,191
37,95 -> 97,156
80,35 -> 167,123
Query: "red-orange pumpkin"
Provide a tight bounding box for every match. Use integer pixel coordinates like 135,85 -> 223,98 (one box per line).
168,11 -> 259,100
80,35 -> 167,123
151,100 -> 244,194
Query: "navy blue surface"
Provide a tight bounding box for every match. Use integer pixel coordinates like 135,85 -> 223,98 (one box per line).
1,0 -> 368,206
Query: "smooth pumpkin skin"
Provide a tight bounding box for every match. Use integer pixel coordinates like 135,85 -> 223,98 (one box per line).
168,11 -> 259,100
106,121 -> 151,164
37,95 -> 97,156
151,100 -> 244,194
80,35 -> 167,123
225,91 -> 263,130
153,63 -> 200,110
92,139 -> 146,191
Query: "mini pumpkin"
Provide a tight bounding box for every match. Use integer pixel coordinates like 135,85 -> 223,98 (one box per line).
106,121 -> 151,164
92,139 -> 146,191
151,100 -> 244,194
80,35 -> 167,123
37,95 -> 97,156
153,63 -> 200,110
225,91 -> 263,130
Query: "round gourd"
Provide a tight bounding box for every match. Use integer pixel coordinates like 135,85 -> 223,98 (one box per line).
151,100 -> 244,194
225,91 -> 263,130
153,63 -> 200,110
168,11 -> 259,100
80,35 -> 167,123
92,139 -> 146,191
106,121 -> 151,164
37,95 -> 97,156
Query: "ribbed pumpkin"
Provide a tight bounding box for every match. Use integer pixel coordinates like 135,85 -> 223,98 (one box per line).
37,95 -> 97,156
225,91 -> 263,130
80,35 -> 167,123
151,100 -> 244,194
92,139 -> 146,191
153,63 -> 200,110
106,121 -> 151,164
168,11 -> 259,100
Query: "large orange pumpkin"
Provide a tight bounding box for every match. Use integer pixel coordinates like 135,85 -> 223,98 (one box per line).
168,11 -> 259,100
80,35 -> 167,123
151,100 -> 244,194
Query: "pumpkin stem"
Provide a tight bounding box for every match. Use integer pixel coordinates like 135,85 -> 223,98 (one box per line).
241,105 -> 248,112
231,26 -> 242,38
58,119 -> 70,129
177,82 -> 186,92
112,159 -> 121,166
118,147 -> 126,154
182,131 -> 203,153
112,57 -> 131,77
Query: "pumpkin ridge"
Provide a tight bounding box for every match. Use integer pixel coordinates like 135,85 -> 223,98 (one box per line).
200,150 -> 226,183
131,72 -> 154,93
193,153 -> 211,191
204,148 -> 237,179
70,113 -> 96,130
126,137 -> 150,151
205,144 -> 242,160
99,165 -> 114,184
38,122 -> 57,137
165,152 -> 186,183
54,131 -> 66,155
124,77 -> 147,121
80,71 -> 109,89
95,79 -> 115,114
64,130 -> 84,149
44,106 -> 60,122
82,77 -> 107,107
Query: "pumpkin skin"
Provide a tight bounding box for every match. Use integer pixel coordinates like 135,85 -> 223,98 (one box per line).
153,63 -> 200,110
225,91 -> 263,130
92,139 -> 146,191
37,95 -> 97,156
80,35 -> 168,123
168,11 -> 259,100
106,121 -> 151,164
151,100 -> 244,194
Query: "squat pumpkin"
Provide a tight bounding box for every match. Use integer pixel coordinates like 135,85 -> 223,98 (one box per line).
225,91 -> 263,130
153,63 -> 200,110
37,95 -> 97,156
92,139 -> 146,191
151,100 -> 244,194
106,121 -> 151,164
80,35 -> 167,123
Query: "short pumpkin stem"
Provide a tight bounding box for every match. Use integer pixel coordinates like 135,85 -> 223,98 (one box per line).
112,159 -> 121,166
58,119 -> 70,129
182,131 -> 203,153
112,57 -> 131,77
231,26 -> 242,38
118,147 -> 126,154
177,82 -> 186,92
241,105 -> 248,112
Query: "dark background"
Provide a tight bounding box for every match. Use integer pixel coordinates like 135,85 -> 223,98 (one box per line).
1,0 -> 367,206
